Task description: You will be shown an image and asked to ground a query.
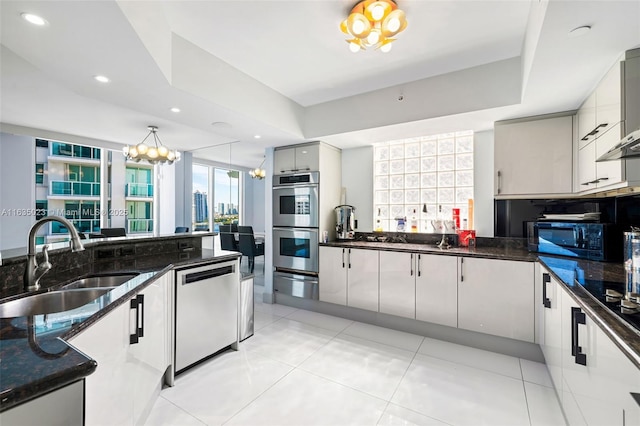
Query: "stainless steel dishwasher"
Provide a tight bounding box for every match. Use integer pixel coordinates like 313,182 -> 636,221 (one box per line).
174,259 -> 239,374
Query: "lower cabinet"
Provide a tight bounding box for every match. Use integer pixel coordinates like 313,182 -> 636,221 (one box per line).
538,267 -> 563,396
319,246 -> 378,310
415,254 -> 458,328
458,257 -> 535,342
560,285 -> 640,426
379,251 -> 415,319
0,381 -> 84,426
68,272 -> 171,425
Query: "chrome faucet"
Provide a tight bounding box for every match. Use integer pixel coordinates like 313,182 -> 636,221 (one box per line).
24,216 -> 85,292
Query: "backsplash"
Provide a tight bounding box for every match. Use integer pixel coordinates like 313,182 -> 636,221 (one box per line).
0,237 -> 202,298
495,194 -> 640,238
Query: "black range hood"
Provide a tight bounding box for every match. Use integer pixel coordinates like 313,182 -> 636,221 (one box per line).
597,129 -> 640,161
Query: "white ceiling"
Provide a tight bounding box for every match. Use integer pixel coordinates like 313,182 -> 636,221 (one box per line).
1,0 -> 639,169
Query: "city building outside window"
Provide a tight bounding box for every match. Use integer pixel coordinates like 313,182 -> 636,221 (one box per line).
373,131 -> 474,232
192,164 -> 240,232
35,163 -> 44,185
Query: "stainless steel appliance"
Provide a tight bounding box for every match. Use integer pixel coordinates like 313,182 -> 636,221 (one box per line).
272,172 -> 319,228
527,221 -> 619,261
239,273 -> 254,341
335,205 -> 356,240
623,230 -> 640,313
273,227 -> 319,272
174,260 -> 238,374
274,270 -> 319,300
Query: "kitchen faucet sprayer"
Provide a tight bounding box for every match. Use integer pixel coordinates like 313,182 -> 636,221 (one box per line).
23,216 -> 85,292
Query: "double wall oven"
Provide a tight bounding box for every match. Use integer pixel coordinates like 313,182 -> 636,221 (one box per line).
273,172 -> 320,299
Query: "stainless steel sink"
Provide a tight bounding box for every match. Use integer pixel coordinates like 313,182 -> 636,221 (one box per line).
0,288 -> 111,317
61,273 -> 139,290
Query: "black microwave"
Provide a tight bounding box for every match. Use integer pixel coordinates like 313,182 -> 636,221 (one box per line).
527,222 -> 620,261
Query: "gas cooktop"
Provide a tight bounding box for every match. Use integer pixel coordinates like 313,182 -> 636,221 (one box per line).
576,277 -> 640,332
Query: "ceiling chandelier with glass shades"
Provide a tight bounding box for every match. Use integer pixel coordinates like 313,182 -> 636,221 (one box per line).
123,126 -> 181,165
249,157 -> 266,180
340,0 -> 408,53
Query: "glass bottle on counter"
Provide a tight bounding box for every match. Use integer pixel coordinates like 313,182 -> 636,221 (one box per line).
410,209 -> 418,233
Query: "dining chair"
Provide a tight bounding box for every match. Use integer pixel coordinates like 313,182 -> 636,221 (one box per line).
237,228 -> 264,273
219,229 -> 239,252
219,225 -> 232,233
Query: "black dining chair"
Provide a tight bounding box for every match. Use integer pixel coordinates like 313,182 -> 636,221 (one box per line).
100,227 -> 126,237
175,227 -> 189,233
237,227 -> 264,273
219,226 -> 239,252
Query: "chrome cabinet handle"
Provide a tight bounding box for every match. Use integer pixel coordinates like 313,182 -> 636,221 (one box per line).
497,170 -> 502,195
342,249 -> 345,268
348,249 -> 351,269
460,257 -> 464,282
417,254 -> 421,277
410,254 -> 414,276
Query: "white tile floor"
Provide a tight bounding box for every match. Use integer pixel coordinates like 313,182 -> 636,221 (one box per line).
145,275 -> 566,426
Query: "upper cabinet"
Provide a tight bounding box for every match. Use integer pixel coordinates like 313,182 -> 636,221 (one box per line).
494,114 -> 574,197
575,50 -> 640,194
274,144 -> 320,174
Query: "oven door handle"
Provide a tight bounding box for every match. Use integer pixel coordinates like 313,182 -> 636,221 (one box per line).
273,184 -> 318,190
273,227 -> 319,233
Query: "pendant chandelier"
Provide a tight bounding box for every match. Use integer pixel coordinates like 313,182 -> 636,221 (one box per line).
123,126 -> 181,165
340,0 -> 408,53
249,157 -> 266,180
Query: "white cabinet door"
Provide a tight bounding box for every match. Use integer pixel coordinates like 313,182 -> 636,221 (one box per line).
577,92 -> 597,148
458,258 -> 534,342
69,274 -> 170,426
130,273 -> 170,423
379,251 -> 416,319
415,254 -> 457,328
560,287 -> 640,426
577,141 -> 597,190
346,248 -> 379,311
69,297 -> 134,426
274,148 -> 296,174
295,145 -> 319,172
595,59 -> 622,131
494,115 -> 573,196
319,246 -> 347,305
595,122 -> 623,188
539,268 -> 563,395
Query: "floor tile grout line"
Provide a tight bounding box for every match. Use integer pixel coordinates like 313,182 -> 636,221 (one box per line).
336,328 -> 424,355
387,337 -> 423,404
519,359 -> 534,426
219,363 -> 298,426
157,395 -> 208,426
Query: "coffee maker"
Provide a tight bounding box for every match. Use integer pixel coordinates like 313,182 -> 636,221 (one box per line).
335,205 -> 356,240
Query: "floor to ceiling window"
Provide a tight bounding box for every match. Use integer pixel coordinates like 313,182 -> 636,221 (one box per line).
192,164 -> 241,232
373,131 -> 474,232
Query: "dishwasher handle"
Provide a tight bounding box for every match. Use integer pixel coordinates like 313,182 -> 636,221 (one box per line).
183,265 -> 235,284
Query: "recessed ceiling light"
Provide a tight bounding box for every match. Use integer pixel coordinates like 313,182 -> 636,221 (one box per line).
94,75 -> 110,83
21,13 -> 47,26
170,107 -> 181,113
568,25 -> 591,38
254,135 -> 261,139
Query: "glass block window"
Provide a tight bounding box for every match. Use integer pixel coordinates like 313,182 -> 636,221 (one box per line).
373,131 -> 474,232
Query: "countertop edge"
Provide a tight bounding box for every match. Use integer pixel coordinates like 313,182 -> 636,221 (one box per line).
538,258 -> 640,369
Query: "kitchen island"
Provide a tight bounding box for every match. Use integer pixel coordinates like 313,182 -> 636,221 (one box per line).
0,232 -> 241,416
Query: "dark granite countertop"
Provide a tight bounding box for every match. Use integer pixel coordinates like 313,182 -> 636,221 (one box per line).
538,255 -> 640,369
0,242 -> 239,412
320,240 -> 538,262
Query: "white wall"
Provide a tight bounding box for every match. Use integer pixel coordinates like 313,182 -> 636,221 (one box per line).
341,146 -> 374,232
246,176 -> 266,232
473,130 -> 495,237
158,162 -> 176,234
0,132 -> 35,250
